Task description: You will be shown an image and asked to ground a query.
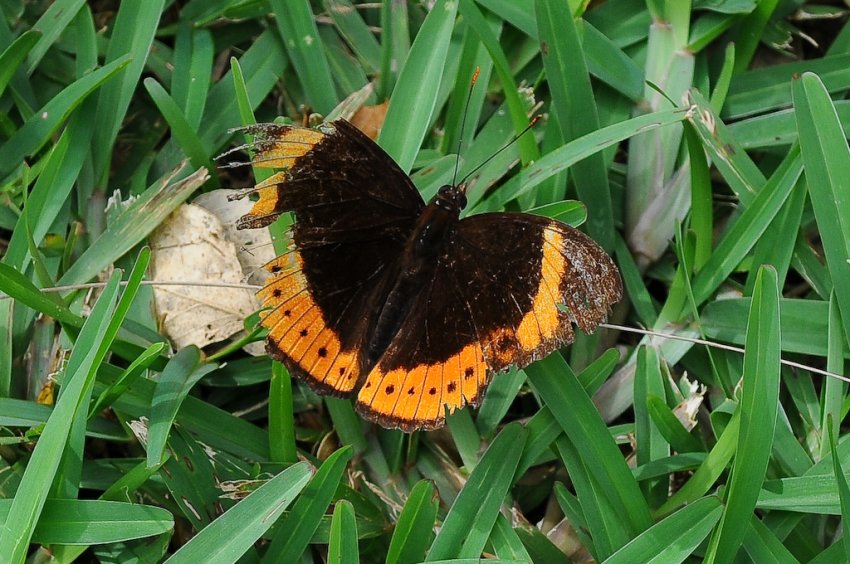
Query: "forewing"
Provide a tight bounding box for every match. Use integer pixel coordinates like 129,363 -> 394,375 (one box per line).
236,120 -> 425,396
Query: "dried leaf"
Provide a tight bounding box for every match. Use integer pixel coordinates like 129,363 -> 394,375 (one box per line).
193,190 -> 275,286
350,101 -> 389,140
150,203 -> 258,349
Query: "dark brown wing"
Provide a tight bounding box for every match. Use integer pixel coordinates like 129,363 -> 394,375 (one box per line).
355,212 -> 622,431
237,120 -> 425,396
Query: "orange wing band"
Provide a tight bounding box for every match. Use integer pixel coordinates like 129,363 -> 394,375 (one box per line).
356,342 -> 487,431
259,252 -> 360,395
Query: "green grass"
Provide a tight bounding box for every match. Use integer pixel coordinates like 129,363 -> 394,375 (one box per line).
2,1 -> 850,561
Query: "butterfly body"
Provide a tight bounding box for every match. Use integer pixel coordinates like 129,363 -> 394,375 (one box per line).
369,185 -> 465,366
234,119 -> 622,431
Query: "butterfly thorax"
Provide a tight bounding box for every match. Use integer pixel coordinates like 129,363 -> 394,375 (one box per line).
366,185 -> 465,367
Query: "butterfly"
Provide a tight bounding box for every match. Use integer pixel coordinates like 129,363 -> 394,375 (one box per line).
230,119 -> 622,431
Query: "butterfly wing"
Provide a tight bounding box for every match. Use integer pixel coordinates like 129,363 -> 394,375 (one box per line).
238,120 -> 425,396
355,213 -> 622,430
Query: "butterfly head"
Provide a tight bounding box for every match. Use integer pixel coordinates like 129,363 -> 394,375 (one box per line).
434,184 -> 467,213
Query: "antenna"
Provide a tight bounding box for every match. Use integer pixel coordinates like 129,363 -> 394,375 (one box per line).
451,67 -> 481,188
458,115 -> 541,191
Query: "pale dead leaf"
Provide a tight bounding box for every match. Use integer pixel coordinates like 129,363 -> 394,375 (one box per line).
193,189 -> 276,285
193,190 -> 276,355
150,203 -> 259,349
673,375 -> 706,432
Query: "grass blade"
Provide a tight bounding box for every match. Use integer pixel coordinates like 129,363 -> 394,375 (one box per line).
263,447 -> 353,561
58,167 -> 209,286
705,266 -> 781,562
0,30 -> 40,97
0,56 -> 130,178
90,0 -> 166,181
828,415 -> 850,559
387,480 -> 439,564
271,0 -> 338,114
147,346 -> 216,467
165,462 -> 313,564
536,0 -> 613,250
144,78 -> 215,176
0,499 -> 172,545
473,107 -> 690,212
605,496 -> 723,563
527,354 -> 653,538
327,500 -> 358,564
378,0 -> 458,172
793,72 -> 850,348
426,423 -> 527,560
0,272 -> 121,562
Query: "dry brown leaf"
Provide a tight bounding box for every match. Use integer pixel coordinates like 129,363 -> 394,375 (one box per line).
149,203 -> 259,349
350,100 -> 389,140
